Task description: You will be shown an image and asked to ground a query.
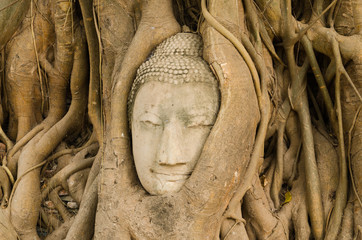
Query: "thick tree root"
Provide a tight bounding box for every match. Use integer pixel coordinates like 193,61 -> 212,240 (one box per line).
244,177 -> 288,240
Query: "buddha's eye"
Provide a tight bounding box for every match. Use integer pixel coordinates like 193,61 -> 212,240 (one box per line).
139,113 -> 162,128
186,115 -> 214,128
142,120 -> 162,127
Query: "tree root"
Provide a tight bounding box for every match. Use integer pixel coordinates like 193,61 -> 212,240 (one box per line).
243,176 -> 288,240
301,36 -> 337,133
45,218 -> 74,240
207,0 -> 272,218
220,200 -> 248,240
5,124 -> 44,177
83,150 -> 101,195
313,127 -> 339,220
65,175 -> 98,240
348,106 -> 362,207
337,199 -> 354,239
48,187 -> 72,222
10,3 -> 88,236
324,39 -> 349,240
280,1 -> 325,236
67,168 -> 90,204
0,166 -> 10,208
284,111 -> 301,185
41,156 -> 95,200
271,100 -> 290,207
40,208 -> 62,232
201,0 -> 262,102
79,0 -> 102,144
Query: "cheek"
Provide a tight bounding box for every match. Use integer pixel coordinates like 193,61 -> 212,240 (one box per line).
132,123 -> 162,168
182,128 -> 211,163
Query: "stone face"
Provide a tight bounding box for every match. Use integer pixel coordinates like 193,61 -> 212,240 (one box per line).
131,81 -> 219,195
129,33 -> 220,196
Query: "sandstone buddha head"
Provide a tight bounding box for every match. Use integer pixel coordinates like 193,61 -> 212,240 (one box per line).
128,33 -> 219,195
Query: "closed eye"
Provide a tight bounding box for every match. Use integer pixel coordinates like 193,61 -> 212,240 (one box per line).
186,119 -> 213,128
139,112 -> 162,128
141,120 -> 162,128
186,114 -> 215,128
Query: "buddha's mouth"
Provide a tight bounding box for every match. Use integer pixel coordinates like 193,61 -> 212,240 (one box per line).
150,168 -> 192,182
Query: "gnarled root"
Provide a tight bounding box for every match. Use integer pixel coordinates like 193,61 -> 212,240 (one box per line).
0,166 -> 10,208
337,198 -> 354,240
45,218 -> 74,240
65,175 -> 99,240
10,2 -> 88,237
243,176 -> 288,240
42,150 -> 96,200
67,168 -> 90,204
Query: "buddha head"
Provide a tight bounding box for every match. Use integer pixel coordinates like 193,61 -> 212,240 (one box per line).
128,33 -> 220,195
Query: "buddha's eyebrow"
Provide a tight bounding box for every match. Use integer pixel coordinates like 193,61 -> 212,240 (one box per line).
134,110 -> 161,120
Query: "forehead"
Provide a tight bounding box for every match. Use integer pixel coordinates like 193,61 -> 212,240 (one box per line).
133,81 -> 219,114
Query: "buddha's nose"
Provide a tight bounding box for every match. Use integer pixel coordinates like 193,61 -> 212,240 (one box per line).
157,122 -> 186,165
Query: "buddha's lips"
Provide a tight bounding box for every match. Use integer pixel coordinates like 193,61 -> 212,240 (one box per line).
150,168 -> 192,181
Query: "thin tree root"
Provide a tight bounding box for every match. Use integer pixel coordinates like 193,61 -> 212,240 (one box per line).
79,0 -> 102,144
9,157 -> 48,208
45,218 -> 74,240
41,157 -> 95,200
5,124 -> 44,176
284,111 -> 301,185
40,208 -> 61,232
65,175 -> 98,240
48,187 -> 72,222
281,1 -> 325,237
0,166 -> 10,208
348,106 -> 362,207
0,124 -> 13,151
1,164 -> 14,184
41,140 -> 98,177
271,100 -> 291,207
301,36 -> 337,133
324,39 -> 349,240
